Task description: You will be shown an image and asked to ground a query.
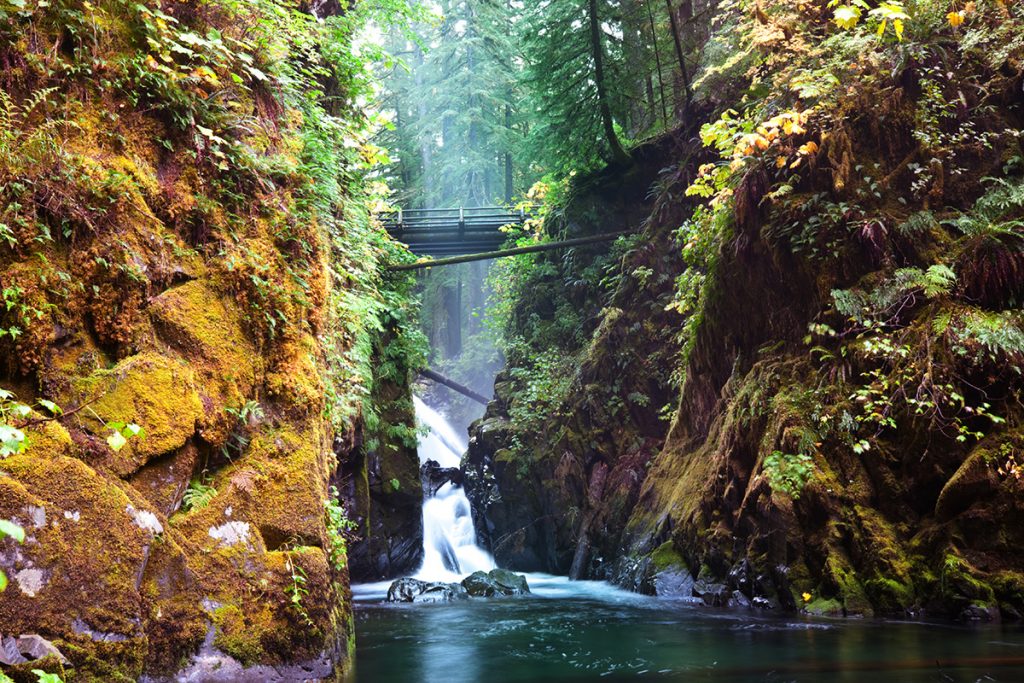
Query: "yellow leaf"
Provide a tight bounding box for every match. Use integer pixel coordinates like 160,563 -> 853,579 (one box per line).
776,156 -> 787,168
802,592 -> 813,602
799,141 -> 819,155
833,5 -> 861,29
947,11 -> 964,27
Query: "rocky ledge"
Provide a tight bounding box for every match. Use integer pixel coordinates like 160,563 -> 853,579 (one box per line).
386,569 -> 531,603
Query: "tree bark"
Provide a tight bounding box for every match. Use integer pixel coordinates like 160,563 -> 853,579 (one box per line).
645,0 -> 670,126
665,0 -> 693,113
588,0 -> 631,165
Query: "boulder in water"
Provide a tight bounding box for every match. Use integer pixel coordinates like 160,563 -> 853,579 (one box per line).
461,569 -> 530,597
386,578 -> 469,603
421,459 -> 463,498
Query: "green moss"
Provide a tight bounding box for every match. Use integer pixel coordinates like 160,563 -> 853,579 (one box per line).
941,553 -> 996,604
864,577 -> 916,613
823,552 -> 874,617
804,597 -> 844,616
212,604 -> 266,666
74,351 -> 204,477
650,541 -> 686,572
0,446 -> 158,681
148,278 -> 260,447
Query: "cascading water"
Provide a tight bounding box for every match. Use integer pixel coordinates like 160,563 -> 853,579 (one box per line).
412,396 -> 495,582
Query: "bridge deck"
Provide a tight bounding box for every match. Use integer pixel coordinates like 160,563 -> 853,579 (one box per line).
380,206 -> 530,257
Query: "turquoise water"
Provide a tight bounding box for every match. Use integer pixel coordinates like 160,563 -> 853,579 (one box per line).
351,574 -> 1024,682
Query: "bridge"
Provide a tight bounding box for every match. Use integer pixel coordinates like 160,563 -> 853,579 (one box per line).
380,206 -> 530,258
380,204 -> 632,271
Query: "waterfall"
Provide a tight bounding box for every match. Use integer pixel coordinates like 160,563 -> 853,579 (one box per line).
413,396 -> 495,582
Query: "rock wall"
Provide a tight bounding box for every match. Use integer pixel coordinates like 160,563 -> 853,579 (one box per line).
467,62 -> 1024,621
342,375 -> 424,582
0,1 -> 415,680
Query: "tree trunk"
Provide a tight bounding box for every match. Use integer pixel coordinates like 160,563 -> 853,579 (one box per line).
504,102 -> 514,203
645,0 -> 670,126
415,43 -> 433,207
665,0 -> 693,114
588,0 -> 631,165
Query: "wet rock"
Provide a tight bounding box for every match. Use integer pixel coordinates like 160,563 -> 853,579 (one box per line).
128,441 -> 200,516
472,417 -> 514,455
729,592 -> 752,609
959,604 -> 999,622
0,634 -> 69,665
421,459 -> 462,498
461,569 -> 531,597
386,578 -> 469,603
752,596 -> 777,610
653,568 -> 695,599
693,579 -> 731,607
727,559 -> 753,597
344,398 -> 425,581
0,637 -> 24,665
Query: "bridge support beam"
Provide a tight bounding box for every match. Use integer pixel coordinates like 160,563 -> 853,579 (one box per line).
389,231 -> 630,271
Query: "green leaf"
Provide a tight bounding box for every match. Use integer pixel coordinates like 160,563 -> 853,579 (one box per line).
32,671 -> 65,683
0,424 -> 26,456
0,520 -> 25,542
37,399 -> 62,416
0,570 -> 7,593
107,430 -> 128,452
123,423 -> 143,437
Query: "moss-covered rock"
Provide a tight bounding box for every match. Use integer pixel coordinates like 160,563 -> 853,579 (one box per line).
149,279 -> 261,447
73,352 -> 204,477
0,424 -> 162,680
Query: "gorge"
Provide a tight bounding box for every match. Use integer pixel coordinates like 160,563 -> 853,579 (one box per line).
1,0 -> 1024,682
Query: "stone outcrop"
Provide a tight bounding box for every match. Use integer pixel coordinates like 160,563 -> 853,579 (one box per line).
0,1 -> 412,679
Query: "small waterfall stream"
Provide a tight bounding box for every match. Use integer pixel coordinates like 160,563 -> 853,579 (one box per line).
412,396 -> 495,583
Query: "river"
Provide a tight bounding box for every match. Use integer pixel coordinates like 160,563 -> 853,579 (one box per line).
351,576 -> 1024,682
348,399 -> 1024,682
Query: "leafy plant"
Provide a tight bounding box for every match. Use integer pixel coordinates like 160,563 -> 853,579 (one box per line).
0,519 -> 25,591
105,421 -> 145,452
32,671 -> 64,683
226,400 -> 264,425
182,475 -> 218,512
763,451 -> 815,500
284,555 -> 315,629
324,486 -> 357,573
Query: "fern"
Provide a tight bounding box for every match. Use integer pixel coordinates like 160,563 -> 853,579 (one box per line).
181,477 -> 218,512
920,264 -> 957,298
947,176 -> 1024,238
951,309 -> 1024,366
897,210 -> 938,237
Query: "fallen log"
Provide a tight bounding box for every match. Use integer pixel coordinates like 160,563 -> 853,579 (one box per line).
419,368 -> 490,405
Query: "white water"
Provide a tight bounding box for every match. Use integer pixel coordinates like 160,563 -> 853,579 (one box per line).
412,396 -> 495,583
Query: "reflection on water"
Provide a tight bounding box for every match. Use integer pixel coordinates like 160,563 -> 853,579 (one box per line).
352,575 -> 1024,683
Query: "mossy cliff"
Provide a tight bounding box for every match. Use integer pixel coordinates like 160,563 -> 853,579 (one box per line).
0,1 -> 422,680
466,1 -> 1024,622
